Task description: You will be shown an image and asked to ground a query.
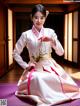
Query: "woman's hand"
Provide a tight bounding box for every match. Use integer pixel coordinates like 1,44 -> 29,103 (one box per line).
26,63 -> 36,71
22,63 -> 35,79
38,36 -> 52,42
38,36 -> 56,46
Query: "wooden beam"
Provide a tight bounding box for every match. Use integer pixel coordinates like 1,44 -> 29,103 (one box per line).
9,3 -> 80,13
2,0 -> 80,13
67,4 -> 80,12
4,0 -> 41,4
11,5 -> 65,13
11,7 -> 32,13
42,0 -> 63,4
3,0 -> 80,5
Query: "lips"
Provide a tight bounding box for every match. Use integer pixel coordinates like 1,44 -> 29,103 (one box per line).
36,23 -> 41,25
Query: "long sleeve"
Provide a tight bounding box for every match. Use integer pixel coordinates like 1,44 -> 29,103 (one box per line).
50,29 -> 64,56
13,32 -> 29,69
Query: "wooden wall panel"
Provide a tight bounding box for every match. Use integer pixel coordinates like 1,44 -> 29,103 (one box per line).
78,11 -> 80,67
0,45 -> 5,67
0,3 -> 8,77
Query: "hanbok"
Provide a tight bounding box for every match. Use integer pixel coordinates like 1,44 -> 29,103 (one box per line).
13,25 -> 80,106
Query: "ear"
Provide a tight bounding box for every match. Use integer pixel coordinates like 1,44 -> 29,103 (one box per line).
46,10 -> 49,18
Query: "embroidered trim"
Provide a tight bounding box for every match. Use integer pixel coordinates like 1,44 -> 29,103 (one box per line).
32,25 -> 44,37
27,68 -> 35,95
50,66 -> 64,92
43,66 -> 51,73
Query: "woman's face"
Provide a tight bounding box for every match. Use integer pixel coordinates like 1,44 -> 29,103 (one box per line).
32,12 -> 46,31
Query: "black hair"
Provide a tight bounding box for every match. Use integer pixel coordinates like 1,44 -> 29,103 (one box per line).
31,4 -> 46,17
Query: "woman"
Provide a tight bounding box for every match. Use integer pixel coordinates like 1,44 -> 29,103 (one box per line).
13,4 -> 80,106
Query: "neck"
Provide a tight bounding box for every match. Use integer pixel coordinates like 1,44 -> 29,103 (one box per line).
35,27 -> 41,32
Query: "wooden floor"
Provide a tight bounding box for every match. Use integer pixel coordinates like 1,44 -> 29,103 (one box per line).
0,63 -> 80,83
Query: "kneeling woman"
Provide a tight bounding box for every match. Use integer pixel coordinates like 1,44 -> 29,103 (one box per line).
13,4 -> 80,106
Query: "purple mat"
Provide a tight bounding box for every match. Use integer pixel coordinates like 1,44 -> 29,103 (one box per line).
0,79 -> 80,106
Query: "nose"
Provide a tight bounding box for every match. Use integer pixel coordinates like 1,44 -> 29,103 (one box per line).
38,18 -> 41,22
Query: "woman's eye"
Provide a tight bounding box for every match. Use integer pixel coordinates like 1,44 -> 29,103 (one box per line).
41,17 -> 44,19
35,16 -> 38,19
34,16 -> 44,20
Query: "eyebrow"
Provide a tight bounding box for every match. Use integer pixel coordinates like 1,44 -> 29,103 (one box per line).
34,15 -> 45,17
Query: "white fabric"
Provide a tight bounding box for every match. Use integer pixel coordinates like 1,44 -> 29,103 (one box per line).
13,27 -> 80,106
13,27 -> 64,69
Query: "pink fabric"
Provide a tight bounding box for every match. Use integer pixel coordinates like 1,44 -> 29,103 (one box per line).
32,25 -> 44,37
50,66 -> 65,93
13,25 -> 80,105
27,67 -> 35,95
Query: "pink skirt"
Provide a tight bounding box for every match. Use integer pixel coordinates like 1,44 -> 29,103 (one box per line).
15,58 -> 80,106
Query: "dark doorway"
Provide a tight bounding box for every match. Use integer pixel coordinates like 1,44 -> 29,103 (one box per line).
45,13 -> 64,61
45,13 -> 64,46
16,12 -> 32,63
